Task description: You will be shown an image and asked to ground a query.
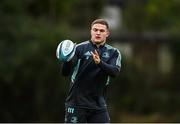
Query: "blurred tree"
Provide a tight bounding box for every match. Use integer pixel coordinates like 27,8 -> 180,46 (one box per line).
123,0 -> 180,33
0,0 -> 105,122
109,0 -> 180,122
1,0 -> 180,122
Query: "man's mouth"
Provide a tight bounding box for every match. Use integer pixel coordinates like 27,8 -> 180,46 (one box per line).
95,36 -> 101,39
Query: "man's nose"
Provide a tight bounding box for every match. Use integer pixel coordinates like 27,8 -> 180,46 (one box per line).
97,30 -> 100,34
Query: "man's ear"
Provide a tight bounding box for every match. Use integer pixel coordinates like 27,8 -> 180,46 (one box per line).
106,31 -> 110,37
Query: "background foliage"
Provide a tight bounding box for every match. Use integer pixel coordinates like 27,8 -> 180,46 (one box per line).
0,0 -> 180,122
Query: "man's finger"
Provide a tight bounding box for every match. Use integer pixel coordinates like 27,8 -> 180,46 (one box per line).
91,51 -> 95,56
94,50 -> 99,55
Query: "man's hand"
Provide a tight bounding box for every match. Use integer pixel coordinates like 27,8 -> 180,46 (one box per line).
91,50 -> 100,64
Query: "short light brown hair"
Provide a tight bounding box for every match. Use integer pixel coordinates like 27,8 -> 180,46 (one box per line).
91,19 -> 109,30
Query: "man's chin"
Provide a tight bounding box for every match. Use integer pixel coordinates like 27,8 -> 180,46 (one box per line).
94,41 -> 103,45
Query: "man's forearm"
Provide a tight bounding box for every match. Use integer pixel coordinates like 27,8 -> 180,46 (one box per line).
98,60 -> 120,77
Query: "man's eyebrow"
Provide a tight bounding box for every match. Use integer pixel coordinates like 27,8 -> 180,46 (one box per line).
92,28 -> 105,31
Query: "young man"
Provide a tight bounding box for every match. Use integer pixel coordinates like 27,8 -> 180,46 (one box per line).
62,19 -> 121,123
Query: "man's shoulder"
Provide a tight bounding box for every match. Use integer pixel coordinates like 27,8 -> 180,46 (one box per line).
75,40 -> 90,54
105,43 -> 121,55
76,40 -> 90,47
105,43 -> 117,51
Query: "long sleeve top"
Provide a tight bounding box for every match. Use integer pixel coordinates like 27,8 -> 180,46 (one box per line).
62,40 -> 121,110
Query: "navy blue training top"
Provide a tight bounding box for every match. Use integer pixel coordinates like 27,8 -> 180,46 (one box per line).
62,40 -> 121,110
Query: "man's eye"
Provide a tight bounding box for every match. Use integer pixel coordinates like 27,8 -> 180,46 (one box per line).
93,28 -> 105,32
93,29 -> 98,32
100,29 -> 105,32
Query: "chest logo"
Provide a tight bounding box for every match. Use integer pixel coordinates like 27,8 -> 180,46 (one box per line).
102,52 -> 110,58
84,51 -> 92,59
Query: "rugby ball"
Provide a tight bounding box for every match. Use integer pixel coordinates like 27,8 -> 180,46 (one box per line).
56,39 -> 76,62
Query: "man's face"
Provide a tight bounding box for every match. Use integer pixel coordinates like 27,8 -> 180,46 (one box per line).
91,23 -> 109,45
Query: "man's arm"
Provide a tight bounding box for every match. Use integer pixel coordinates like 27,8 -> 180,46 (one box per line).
91,49 -> 121,77
61,55 -> 78,76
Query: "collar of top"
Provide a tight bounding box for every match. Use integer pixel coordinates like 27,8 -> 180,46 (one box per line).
90,40 -> 105,49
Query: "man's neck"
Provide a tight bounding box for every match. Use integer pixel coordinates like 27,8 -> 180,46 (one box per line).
91,40 -> 106,48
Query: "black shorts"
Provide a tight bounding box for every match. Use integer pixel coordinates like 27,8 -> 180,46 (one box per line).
64,106 -> 110,123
